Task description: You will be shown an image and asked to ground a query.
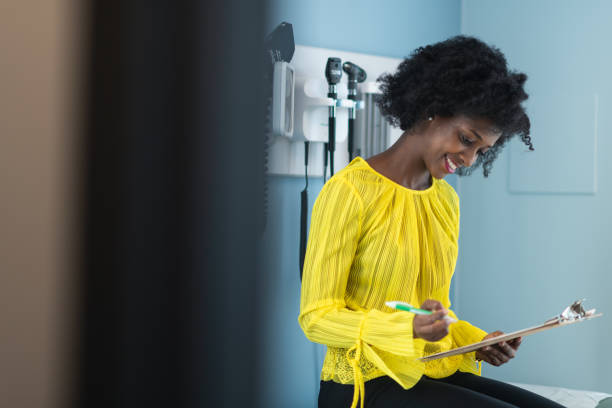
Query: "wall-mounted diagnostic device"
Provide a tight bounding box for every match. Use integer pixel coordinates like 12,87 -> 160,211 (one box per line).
343,61 -> 367,160
263,22 -> 295,232
272,61 -> 295,138
324,57 -> 342,178
266,44 -> 403,179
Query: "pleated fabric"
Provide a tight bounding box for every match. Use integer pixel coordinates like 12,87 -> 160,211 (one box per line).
298,157 -> 487,408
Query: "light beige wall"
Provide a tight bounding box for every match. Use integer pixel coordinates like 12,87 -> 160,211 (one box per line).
0,1 -> 82,407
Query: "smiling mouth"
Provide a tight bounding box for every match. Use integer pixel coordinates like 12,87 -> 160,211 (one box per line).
444,155 -> 459,173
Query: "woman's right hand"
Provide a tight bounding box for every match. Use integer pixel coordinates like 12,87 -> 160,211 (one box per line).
412,299 -> 452,342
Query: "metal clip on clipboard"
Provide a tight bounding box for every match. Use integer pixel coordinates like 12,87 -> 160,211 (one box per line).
544,298 -> 598,324
419,299 -> 603,362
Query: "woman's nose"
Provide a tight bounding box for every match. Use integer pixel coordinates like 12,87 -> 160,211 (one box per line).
462,149 -> 479,168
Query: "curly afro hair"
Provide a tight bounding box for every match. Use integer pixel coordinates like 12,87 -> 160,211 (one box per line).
377,35 -> 532,177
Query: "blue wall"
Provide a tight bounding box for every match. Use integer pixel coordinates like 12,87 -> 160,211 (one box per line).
266,0 -> 461,59
260,1 -> 461,407
459,0 -> 612,393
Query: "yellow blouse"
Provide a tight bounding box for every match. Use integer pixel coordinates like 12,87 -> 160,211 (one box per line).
298,157 -> 488,408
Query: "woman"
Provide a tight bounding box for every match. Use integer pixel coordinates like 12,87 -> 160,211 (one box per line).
299,36 -> 563,408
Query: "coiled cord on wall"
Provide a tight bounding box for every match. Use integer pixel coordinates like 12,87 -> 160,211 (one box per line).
262,91 -> 272,233
299,142 -> 309,279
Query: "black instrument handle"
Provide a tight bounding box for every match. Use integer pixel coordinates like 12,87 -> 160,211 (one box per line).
348,118 -> 354,161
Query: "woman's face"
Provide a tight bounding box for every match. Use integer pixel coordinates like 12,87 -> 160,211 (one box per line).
421,115 -> 501,179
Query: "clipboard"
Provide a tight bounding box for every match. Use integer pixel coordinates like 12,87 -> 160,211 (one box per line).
419,299 -> 603,362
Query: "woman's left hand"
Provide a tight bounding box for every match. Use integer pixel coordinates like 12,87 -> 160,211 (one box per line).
475,331 -> 522,367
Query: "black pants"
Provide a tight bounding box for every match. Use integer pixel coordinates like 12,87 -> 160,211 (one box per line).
319,372 -> 566,407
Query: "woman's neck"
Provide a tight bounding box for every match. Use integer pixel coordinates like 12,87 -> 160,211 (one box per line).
367,131 -> 432,190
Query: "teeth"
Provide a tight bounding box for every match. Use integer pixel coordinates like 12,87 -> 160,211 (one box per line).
446,156 -> 457,171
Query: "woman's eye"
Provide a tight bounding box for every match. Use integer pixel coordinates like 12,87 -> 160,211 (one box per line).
459,133 -> 473,146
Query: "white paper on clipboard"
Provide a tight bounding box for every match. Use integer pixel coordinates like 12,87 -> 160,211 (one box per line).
419,300 -> 603,362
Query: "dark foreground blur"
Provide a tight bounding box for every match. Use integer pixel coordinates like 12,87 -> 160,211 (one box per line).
0,1 -> 267,407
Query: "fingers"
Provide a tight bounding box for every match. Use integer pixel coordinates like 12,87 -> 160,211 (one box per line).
508,337 -> 522,350
476,332 -> 524,367
476,351 -> 495,366
421,299 -> 453,325
476,331 -> 521,367
491,336 -> 521,357
478,345 -> 508,366
418,317 -> 450,336
427,322 -> 450,342
482,353 -> 502,366
494,341 -> 516,359
426,309 -> 448,324
488,330 -> 504,337
413,310 -> 451,342
421,299 -> 444,311
413,300 -> 455,342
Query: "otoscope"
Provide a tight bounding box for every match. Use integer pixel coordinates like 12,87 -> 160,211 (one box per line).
342,61 -> 366,160
325,57 -> 342,177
